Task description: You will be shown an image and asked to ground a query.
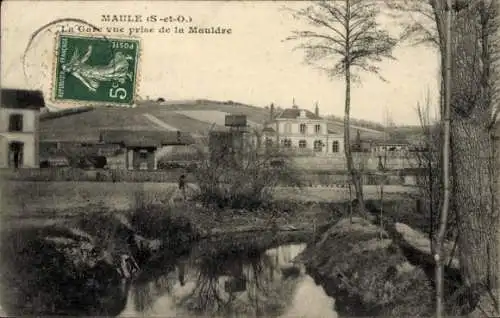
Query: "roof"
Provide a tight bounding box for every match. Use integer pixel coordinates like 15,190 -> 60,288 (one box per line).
100,130 -> 196,148
373,141 -> 411,147
1,89 -> 45,110
275,107 -> 321,120
262,126 -> 275,133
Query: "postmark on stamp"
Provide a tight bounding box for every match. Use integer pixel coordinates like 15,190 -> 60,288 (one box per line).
52,33 -> 140,106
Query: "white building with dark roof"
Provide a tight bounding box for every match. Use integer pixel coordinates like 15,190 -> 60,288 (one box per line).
263,102 -> 344,155
0,89 -> 45,168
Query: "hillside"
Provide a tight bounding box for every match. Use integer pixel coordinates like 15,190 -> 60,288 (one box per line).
39,99 -> 387,142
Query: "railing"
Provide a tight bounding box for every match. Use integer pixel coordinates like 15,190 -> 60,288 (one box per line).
0,168 -> 191,183
0,167 -> 417,186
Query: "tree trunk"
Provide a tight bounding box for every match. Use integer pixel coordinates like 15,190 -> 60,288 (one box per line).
342,0 -> 366,217
344,65 -> 366,216
493,124 -> 500,315
435,2 -> 452,316
380,181 -> 384,238
451,120 -> 498,307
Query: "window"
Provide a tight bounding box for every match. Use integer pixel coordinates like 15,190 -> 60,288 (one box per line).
284,123 -> 292,133
9,114 -> 23,132
299,124 -> 307,134
332,140 -> 339,153
299,140 -> 307,148
139,150 -> 148,159
281,138 -> 292,148
314,140 -> 323,152
315,124 -> 321,134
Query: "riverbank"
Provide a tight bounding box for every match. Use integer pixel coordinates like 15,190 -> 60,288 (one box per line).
295,209 -> 471,318
0,196 -> 432,316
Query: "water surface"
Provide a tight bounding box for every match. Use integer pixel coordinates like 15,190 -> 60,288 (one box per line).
0,231 -> 337,317
120,243 -> 337,317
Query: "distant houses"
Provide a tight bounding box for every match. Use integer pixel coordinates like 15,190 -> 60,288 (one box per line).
0,89 -> 426,173
39,130 -> 196,170
99,130 -> 195,170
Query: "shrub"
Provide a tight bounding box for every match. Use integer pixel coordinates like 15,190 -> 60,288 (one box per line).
191,130 -> 303,210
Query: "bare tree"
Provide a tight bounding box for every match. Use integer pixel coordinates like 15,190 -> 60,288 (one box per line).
414,93 -> 442,249
375,108 -> 394,237
284,0 -> 397,216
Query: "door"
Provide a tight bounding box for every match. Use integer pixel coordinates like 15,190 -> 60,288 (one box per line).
9,141 -> 24,168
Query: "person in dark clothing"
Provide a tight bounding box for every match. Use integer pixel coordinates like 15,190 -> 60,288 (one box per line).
178,174 -> 186,200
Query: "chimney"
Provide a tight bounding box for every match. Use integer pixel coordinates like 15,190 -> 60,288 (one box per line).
315,102 -> 319,117
292,97 -> 298,109
355,130 -> 361,145
270,103 -> 275,120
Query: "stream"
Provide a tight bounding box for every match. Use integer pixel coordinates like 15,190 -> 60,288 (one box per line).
0,233 -> 338,317
120,242 -> 337,317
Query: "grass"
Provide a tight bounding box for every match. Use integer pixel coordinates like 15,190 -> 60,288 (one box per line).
1,180 -> 416,219
303,217 -> 435,317
152,110 -> 225,134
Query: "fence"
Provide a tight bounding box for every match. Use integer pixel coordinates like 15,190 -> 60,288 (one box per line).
300,171 -> 407,187
0,168 -> 191,183
0,167 -> 415,186
292,154 -> 420,171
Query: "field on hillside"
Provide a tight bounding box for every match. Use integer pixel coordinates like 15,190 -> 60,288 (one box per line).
150,110 -> 225,134
1,181 -> 416,218
146,100 -> 273,124
39,100 -> 391,142
174,110 -> 261,127
39,107 -> 163,141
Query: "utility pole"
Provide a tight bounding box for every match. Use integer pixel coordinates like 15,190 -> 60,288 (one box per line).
435,0 -> 452,317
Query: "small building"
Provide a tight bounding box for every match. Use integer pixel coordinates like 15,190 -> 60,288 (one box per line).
100,130 -> 195,170
262,126 -> 276,148
0,89 -> 45,168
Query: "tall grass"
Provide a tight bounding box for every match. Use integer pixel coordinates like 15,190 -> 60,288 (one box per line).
126,189 -> 199,247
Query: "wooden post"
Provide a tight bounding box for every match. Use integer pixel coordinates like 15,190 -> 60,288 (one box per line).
124,147 -> 129,169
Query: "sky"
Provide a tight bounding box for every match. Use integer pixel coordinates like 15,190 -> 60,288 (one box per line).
1,0 -> 440,125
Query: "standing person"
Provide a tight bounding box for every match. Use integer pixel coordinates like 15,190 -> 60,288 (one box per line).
178,174 -> 186,201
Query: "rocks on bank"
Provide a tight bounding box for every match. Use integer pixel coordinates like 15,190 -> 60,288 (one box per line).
298,217 -> 436,317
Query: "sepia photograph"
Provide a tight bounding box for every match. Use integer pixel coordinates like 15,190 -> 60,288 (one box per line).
1,0 -> 499,317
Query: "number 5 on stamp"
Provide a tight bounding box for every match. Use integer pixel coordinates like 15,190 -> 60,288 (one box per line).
52,33 -> 140,106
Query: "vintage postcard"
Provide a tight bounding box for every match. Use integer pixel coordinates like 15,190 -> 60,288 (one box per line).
1,0 -> 500,317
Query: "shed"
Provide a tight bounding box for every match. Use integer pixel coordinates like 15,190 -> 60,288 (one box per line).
100,130 -> 195,170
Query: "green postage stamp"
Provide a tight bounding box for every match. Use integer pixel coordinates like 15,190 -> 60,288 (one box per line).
52,33 -> 140,106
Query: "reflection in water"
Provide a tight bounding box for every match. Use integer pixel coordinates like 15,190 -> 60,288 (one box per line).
0,235 -> 337,317
120,243 -> 338,318
282,276 -> 338,318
